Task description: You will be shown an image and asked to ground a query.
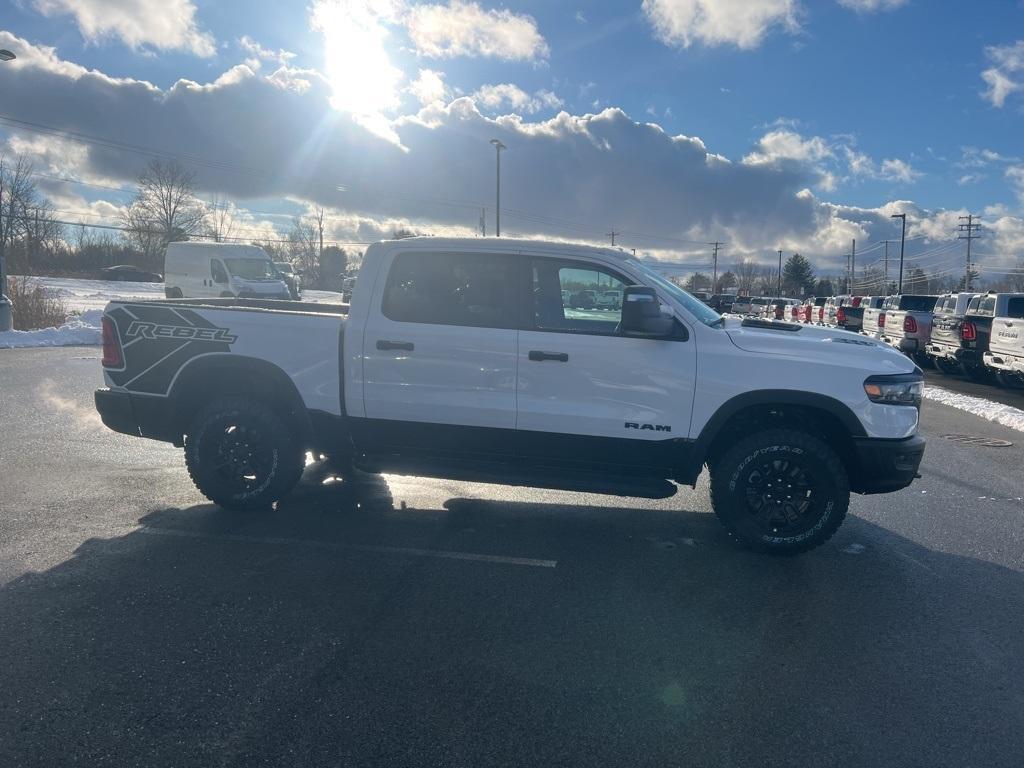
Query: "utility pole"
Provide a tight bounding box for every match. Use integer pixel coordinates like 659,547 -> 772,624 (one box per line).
606,230 -> 619,247
890,213 -> 906,293
709,241 -> 723,293
958,214 -> 980,290
881,240 -> 896,293
0,49 -> 15,334
489,139 -> 506,237
777,249 -> 783,296
315,207 -> 324,262
479,207 -> 486,237
850,238 -> 856,294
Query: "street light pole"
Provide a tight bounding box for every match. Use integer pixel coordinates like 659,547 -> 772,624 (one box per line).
890,213 -> 906,294
489,139 -> 506,237
0,49 -> 16,333
777,249 -> 783,296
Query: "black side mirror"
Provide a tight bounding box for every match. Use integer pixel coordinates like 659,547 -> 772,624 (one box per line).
620,286 -> 674,337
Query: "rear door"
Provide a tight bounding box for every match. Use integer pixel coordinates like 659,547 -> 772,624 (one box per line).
991,297 -> 1024,358
515,256 -> 696,475
358,249 -> 523,459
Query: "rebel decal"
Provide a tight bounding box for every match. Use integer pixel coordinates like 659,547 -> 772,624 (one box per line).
105,304 -> 237,394
125,321 -> 237,343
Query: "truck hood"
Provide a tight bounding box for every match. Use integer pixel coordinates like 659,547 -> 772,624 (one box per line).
723,318 -> 916,372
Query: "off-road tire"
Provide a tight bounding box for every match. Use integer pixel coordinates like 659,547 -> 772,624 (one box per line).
709,428 -> 849,555
184,397 -> 304,510
934,357 -> 960,375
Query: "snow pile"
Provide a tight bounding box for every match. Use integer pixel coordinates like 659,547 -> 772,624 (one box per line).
28,276 -> 164,313
923,385 -> 1024,433
0,309 -> 103,349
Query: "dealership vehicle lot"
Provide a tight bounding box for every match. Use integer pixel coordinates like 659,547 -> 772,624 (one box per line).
2,347 -> 1024,767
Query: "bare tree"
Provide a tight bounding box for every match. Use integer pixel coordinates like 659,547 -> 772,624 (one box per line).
122,159 -> 207,268
288,216 -> 320,277
0,153 -> 62,277
206,194 -> 237,243
735,259 -> 759,294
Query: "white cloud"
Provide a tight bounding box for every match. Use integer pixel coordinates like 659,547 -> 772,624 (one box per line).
879,158 -> 921,184
843,147 -> 921,184
575,10 -> 587,24
32,0 -> 215,56
958,173 -> 982,186
1007,165 -> 1024,206
405,1 -> 549,61
836,0 -> 908,12
407,68 -> 448,105
642,0 -> 800,50
238,36 -> 296,70
981,40 -> 1024,107
471,84 -> 563,114
743,129 -> 832,165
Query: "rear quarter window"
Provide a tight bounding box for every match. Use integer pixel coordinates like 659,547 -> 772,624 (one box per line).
1006,297 -> 1024,319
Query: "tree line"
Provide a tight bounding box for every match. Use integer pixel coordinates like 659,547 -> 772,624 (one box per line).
0,154 -> 361,291
682,252 -> 1024,297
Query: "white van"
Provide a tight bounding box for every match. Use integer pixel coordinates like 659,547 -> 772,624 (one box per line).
164,243 -> 291,300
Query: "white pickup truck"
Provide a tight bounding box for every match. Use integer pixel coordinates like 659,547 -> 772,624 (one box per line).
95,237 -> 925,555
982,294 -> 1024,386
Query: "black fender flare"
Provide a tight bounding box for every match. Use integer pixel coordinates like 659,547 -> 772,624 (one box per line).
168,354 -> 316,445
691,389 -> 867,466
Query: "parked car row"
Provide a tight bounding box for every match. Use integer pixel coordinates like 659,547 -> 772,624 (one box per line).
725,289 -> 1024,389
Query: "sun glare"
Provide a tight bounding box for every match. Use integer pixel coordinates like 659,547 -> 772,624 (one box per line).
312,0 -> 403,117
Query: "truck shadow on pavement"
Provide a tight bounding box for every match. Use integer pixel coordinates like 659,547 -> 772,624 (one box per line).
1,466 -> 1023,768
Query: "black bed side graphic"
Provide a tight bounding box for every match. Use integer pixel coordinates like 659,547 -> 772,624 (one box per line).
106,305 -> 235,394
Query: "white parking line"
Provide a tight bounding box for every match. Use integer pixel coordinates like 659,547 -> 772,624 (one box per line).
137,526 -> 557,568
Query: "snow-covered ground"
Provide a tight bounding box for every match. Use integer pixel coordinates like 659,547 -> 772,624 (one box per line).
0,276 -> 343,349
923,386 -> 1024,433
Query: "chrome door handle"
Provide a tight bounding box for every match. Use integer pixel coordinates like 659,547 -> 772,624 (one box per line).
376,340 -> 414,351
528,350 -> 569,362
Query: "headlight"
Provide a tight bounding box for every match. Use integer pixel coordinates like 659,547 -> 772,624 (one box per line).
863,374 -> 923,407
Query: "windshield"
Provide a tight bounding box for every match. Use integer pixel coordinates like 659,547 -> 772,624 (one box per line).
224,258 -> 281,280
274,262 -> 294,275
632,261 -> 723,327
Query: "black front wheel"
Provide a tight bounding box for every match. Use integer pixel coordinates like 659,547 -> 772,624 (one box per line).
709,428 -> 849,555
184,397 -> 304,510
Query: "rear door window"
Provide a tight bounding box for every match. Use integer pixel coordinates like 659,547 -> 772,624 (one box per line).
382,251 -> 521,329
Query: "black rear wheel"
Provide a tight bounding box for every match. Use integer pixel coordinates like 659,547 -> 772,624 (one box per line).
934,357 -> 959,375
709,428 -> 849,555
184,397 -> 304,510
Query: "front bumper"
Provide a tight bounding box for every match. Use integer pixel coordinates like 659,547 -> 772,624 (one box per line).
95,389 -> 178,444
851,434 -> 926,494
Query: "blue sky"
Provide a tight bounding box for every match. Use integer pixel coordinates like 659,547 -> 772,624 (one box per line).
1,0 -> 1023,275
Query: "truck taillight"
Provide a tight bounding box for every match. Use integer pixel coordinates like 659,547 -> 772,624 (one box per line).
878,313 -> 886,328
836,307 -> 846,324
817,307 -> 824,321
101,317 -> 123,368
903,315 -> 917,333
961,321 -> 976,341
852,297 -> 862,307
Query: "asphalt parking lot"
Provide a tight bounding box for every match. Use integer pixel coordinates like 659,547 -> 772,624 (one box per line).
2,348 -> 1024,767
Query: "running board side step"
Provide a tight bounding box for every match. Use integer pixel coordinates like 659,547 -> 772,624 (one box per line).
353,457 -> 679,499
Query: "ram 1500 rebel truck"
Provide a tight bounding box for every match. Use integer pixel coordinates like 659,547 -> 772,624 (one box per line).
880,294 -> 938,361
95,237 -> 925,555
981,293 -> 1024,386
925,292 -> 979,375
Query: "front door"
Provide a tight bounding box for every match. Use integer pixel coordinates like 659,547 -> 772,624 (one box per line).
516,257 -> 696,476
359,249 -> 523,460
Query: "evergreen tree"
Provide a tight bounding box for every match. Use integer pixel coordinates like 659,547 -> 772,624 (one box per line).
782,253 -> 815,296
